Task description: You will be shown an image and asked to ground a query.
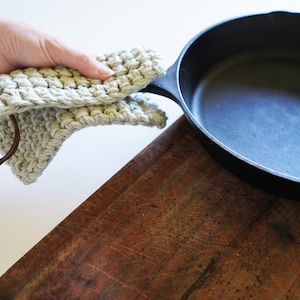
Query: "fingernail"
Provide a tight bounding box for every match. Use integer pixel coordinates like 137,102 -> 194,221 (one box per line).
105,67 -> 115,76
99,65 -> 115,79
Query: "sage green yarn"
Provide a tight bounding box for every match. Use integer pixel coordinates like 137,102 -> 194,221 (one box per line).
0,47 -> 167,184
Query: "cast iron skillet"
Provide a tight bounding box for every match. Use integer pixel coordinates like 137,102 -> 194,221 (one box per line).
143,11 -> 300,200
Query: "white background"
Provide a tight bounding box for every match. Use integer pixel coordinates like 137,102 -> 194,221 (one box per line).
1,0 -> 300,276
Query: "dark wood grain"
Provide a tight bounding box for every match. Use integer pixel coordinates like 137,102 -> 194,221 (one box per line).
1,116 -> 300,300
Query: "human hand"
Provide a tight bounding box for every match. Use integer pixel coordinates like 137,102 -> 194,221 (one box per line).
0,18 -> 114,80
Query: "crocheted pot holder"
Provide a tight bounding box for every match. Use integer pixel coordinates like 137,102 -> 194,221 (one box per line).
0,48 -> 167,184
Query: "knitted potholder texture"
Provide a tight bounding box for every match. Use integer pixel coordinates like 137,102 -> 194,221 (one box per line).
0,48 -> 167,184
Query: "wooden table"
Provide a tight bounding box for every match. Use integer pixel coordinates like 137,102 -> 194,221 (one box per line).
1,116 -> 300,299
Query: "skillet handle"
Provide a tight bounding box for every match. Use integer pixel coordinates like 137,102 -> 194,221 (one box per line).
141,60 -> 181,104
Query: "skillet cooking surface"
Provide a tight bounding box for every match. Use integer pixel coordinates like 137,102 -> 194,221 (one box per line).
191,50 -> 300,180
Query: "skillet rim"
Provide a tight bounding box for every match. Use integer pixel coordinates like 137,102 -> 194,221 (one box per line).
173,11 -> 300,199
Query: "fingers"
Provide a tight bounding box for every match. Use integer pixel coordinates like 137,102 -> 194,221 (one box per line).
46,38 -> 115,80
0,18 -> 115,80
73,53 -> 115,80
0,58 -> 17,74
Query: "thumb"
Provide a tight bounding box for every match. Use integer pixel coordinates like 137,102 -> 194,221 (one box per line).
47,39 -> 114,80
71,53 -> 115,80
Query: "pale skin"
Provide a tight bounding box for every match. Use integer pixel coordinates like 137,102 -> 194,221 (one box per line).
0,18 -> 115,80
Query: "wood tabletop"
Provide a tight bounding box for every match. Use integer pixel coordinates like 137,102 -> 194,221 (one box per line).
1,116 -> 300,300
